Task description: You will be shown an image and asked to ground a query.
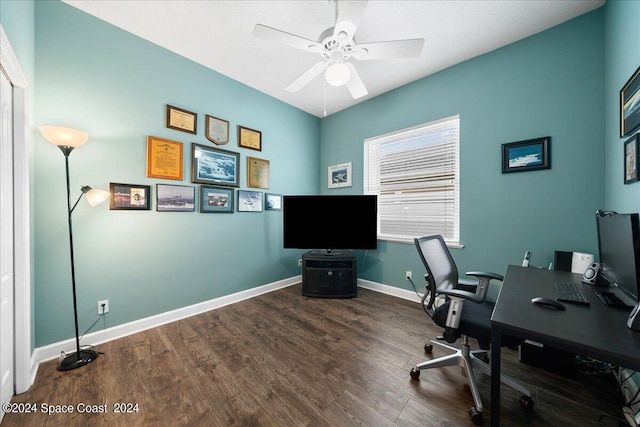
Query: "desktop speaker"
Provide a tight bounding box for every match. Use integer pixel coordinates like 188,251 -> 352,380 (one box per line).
627,303 -> 640,331
582,262 -> 600,285
554,251 -> 594,274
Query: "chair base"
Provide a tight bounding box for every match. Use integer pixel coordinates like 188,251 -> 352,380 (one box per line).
410,336 -> 533,425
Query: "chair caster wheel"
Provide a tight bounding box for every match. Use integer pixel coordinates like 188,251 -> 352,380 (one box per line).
410,367 -> 420,381
469,407 -> 483,425
519,395 -> 534,411
424,343 -> 433,353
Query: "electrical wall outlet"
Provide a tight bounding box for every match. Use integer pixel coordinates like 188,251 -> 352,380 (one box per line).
298,259 -> 302,268
97,299 -> 109,315
406,271 -> 412,280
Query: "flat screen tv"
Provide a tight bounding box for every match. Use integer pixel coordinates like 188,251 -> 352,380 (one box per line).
596,211 -> 640,302
283,195 -> 377,252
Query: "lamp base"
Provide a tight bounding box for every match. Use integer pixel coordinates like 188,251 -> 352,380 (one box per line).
57,349 -> 99,371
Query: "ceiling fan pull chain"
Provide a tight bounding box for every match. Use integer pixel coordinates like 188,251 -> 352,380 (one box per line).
323,79 -> 327,117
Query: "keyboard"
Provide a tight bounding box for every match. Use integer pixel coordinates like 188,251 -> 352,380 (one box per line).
553,281 -> 590,305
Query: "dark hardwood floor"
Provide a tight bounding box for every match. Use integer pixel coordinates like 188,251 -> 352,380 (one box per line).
3,285 -> 627,426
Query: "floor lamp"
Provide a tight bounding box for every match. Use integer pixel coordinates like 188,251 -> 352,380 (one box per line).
39,125 -> 110,371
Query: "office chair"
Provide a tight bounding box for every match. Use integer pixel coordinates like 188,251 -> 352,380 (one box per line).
409,235 -> 533,425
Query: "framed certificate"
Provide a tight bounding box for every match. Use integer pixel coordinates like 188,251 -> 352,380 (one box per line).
247,156 -> 270,189
238,125 -> 262,151
205,114 -> 230,145
147,136 -> 184,180
166,104 -> 197,134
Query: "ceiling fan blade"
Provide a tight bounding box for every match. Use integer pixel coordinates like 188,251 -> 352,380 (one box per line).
333,0 -> 368,44
285,61 -> 329,92
352,38 -> 425,60
344,62 -> 368,99
253,24 -> 321,53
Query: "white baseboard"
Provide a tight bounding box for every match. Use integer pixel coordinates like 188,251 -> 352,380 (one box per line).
33,276 -> 301,366
357,278 -> 423,303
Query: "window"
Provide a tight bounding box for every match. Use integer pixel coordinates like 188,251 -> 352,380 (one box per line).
364,115 -> 460,246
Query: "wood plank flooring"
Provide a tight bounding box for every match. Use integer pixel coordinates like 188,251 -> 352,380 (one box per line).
3,285 -> 627,426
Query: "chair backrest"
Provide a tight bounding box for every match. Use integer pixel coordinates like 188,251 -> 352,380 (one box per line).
414,234 -> 460,292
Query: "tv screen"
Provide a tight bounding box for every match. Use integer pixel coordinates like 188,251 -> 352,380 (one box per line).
283,195 -> 378,251
596,211 -> 640,302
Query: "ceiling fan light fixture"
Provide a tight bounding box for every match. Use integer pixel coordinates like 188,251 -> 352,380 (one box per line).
325,62 -> 351,86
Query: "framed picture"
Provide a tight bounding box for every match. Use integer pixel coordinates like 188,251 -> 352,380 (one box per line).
624,133 -> 639,184
156,184 -> 195,212
328,162 -> 352,188
501,137 -> 551,173
191,143 -> 240,187
265,193 -> 282,211
237,190 -> 263,212
109,183 -> 151,210
146,136 -> 183,180
166,104 -> 197,135
205,114 -> 230,145
247,156 -> 270,189
238,125 -> 262,151
620,66 -> 640,138
200,185 -> 234,213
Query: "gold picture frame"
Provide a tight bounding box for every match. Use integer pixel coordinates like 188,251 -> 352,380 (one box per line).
146,136 -> 184,180
166,104 -> 197,134
247,156 -> 270,189
238,125 -> 262,151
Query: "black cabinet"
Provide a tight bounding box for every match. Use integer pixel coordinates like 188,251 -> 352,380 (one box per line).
301,251 -> 357,298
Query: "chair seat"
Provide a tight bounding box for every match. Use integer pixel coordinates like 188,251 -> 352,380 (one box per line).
433,300 -> 522,349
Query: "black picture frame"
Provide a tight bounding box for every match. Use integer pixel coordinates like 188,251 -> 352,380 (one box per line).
156,184 -> 195,212
191,143 -> 240,187
620,66 -> 640,138
624,133 -> 639,184
109,183 -> 151,210
200,185 -> 234,213
501,137 -> 551,173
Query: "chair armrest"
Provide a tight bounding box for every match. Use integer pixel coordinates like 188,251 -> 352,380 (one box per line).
464,271 -> 503,300
465,271 -> 504,282
436,288 -> 484,304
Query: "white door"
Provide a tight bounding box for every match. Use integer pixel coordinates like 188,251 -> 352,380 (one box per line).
0,67 -> 15,417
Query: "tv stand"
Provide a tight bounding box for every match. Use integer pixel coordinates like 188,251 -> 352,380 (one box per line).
301,251 -> 357,298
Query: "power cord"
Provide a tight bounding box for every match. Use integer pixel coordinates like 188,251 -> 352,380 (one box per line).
58,312 -> 108,360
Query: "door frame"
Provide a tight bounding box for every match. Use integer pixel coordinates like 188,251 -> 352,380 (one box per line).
1,25 -> 33,394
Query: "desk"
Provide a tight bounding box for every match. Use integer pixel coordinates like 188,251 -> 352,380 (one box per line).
490,265 -> 640,426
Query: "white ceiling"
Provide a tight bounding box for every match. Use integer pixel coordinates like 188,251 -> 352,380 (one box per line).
64,0 -> 605,118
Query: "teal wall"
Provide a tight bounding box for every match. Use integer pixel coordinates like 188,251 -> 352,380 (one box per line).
604,0 -> 640,211
321,9 -> 605,295
33,1 -> 319,346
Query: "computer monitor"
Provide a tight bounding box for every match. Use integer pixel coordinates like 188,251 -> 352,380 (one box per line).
595,210 -> 640,304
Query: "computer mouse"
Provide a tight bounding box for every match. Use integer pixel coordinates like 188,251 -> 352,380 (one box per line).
531,297 -> 566,310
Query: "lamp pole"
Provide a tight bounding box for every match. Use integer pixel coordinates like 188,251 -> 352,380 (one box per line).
57,145 -> 98,371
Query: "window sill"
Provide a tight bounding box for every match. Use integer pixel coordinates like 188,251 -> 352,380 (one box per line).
379,236 -> 465,249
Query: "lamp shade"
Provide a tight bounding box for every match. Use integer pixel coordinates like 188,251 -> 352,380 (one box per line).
325,63 -> 351,87
81,186 -> 110,207
39,125 -> 88,148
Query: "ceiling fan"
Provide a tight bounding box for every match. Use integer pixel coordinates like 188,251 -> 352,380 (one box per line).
252,0 -> 425,99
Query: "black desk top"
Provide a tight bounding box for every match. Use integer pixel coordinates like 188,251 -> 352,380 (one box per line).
492,265 -> 640,371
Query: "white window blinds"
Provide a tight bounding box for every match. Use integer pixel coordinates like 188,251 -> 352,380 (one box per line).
364,115 -> 460,245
